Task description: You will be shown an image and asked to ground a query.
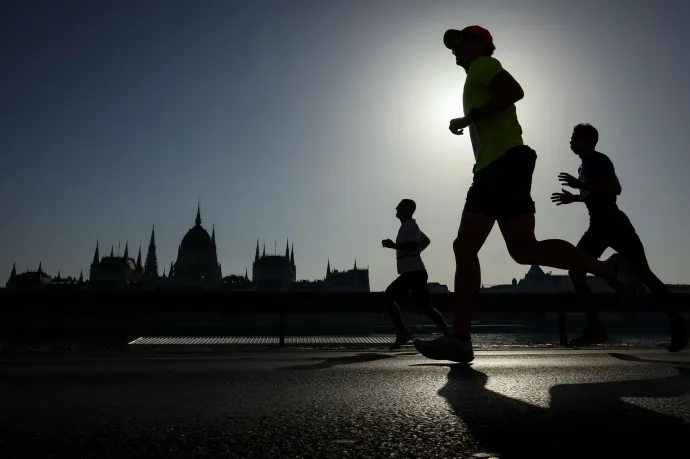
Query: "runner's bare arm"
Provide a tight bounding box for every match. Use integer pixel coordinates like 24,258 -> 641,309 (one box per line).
469,70 -> 524,122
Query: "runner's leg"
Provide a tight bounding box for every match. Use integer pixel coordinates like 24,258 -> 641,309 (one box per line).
413,146 -> 499,362
568,228 -> 609,345
384,275 -> 409,332
609,216 -> 688,351
451,212 -> 495,338
409,270 -> 452,335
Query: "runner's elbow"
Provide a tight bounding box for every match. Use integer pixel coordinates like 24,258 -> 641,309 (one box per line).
513,85 -> 524,102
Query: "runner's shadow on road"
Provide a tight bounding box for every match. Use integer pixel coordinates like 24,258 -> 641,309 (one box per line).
277,352 -> 417,371
609,352 -> 690,366
435,358 -> 690,459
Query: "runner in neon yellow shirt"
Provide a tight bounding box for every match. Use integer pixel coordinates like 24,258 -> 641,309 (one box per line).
463,55 -> 524,172
414,26 -> 634,363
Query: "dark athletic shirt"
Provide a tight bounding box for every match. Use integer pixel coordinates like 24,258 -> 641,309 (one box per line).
577,151 -> 620,221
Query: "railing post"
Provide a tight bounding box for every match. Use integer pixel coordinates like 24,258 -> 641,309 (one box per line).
557,310 -> 568,346
278,311 -> 285,347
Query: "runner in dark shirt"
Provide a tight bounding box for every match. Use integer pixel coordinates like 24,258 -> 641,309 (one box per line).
552,123 -> 688,351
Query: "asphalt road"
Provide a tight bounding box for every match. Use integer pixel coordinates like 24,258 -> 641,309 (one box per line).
1,348 -> 689,459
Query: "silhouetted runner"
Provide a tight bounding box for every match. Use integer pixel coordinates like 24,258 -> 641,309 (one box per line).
381,199 -> 451,350
551,123 -> 689,351
413,26 -> 633,363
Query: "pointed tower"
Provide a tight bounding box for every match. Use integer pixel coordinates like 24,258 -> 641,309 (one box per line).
144,225 -> 159,280
290,243 -> 295,266
244,268 -> 249,281
110,245 -> 114,257
136,245 -> 142,270
79,270 -> 84,283
123,241 -> 129,260
211,224 -> 219,266
57,269 -> 61,279
92,241 -> 100,265
7,262 -> 17,288
90,241 -> 100,283
5,263 -> 17,288
262,244 -> 266,257
255,239 -> 260,262
327,259 -> 331,276
195,202 -> 202,227
354,259 -> 357,270
285,238 -> 290,258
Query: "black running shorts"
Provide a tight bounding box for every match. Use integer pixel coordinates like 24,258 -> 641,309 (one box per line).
463,145 -> 537,220
576,212 -> 649,269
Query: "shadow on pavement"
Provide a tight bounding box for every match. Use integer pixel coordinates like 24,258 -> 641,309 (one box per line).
609,352 -> 690,366
430,355 -> 690,458
278,351 -> 417,371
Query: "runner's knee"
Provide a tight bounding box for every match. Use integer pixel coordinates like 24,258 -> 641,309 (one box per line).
506,242 -> 537,265
499,215 -> 538,265
384,284 -> 403,300
453,237 -> 480,260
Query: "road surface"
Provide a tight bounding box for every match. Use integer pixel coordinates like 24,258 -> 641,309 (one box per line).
1,348 -> 689,458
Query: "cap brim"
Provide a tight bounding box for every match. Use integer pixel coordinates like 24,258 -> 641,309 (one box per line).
443,29 -> 463,49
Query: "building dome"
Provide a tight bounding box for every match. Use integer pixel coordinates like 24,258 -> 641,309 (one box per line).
180,225 -> 213,253
170,204 -> 222,289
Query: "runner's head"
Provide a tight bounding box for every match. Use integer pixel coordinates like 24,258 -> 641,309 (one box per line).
396,199 -> 416,221
570,123 -> 599,155
444,26 -> 495,69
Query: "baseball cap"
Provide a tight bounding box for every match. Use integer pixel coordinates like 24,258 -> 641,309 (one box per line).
443,26 -> 493,49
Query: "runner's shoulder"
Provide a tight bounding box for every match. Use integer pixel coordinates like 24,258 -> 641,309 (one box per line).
470,56 -> 503,70
592,151 -> 614,164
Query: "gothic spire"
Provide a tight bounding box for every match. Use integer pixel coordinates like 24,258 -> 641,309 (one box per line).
11,262 -> 16,277
38,261 -> 42,273
92,241 -> 100,265
136,245 -> 142,269
110,245 -> 114,257
354,259 -> 357,270
327,259 -> 331,275
245,268 -> 249,280
144,225 -> 159,279
290,243 -> 295,266
79,270 -> 84,283
255,239 -> 260,261
262,244 -> 266,257
123,241 -> 129,260
285,238 -> 289,258
195,202 -> 202,226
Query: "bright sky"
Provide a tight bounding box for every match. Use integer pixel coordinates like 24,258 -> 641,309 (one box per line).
2,0 -> 690,290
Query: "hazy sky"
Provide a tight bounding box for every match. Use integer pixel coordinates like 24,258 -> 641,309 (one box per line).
2,0 -> 690,291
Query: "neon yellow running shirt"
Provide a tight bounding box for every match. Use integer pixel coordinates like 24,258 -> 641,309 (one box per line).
463,56 -> 524,173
